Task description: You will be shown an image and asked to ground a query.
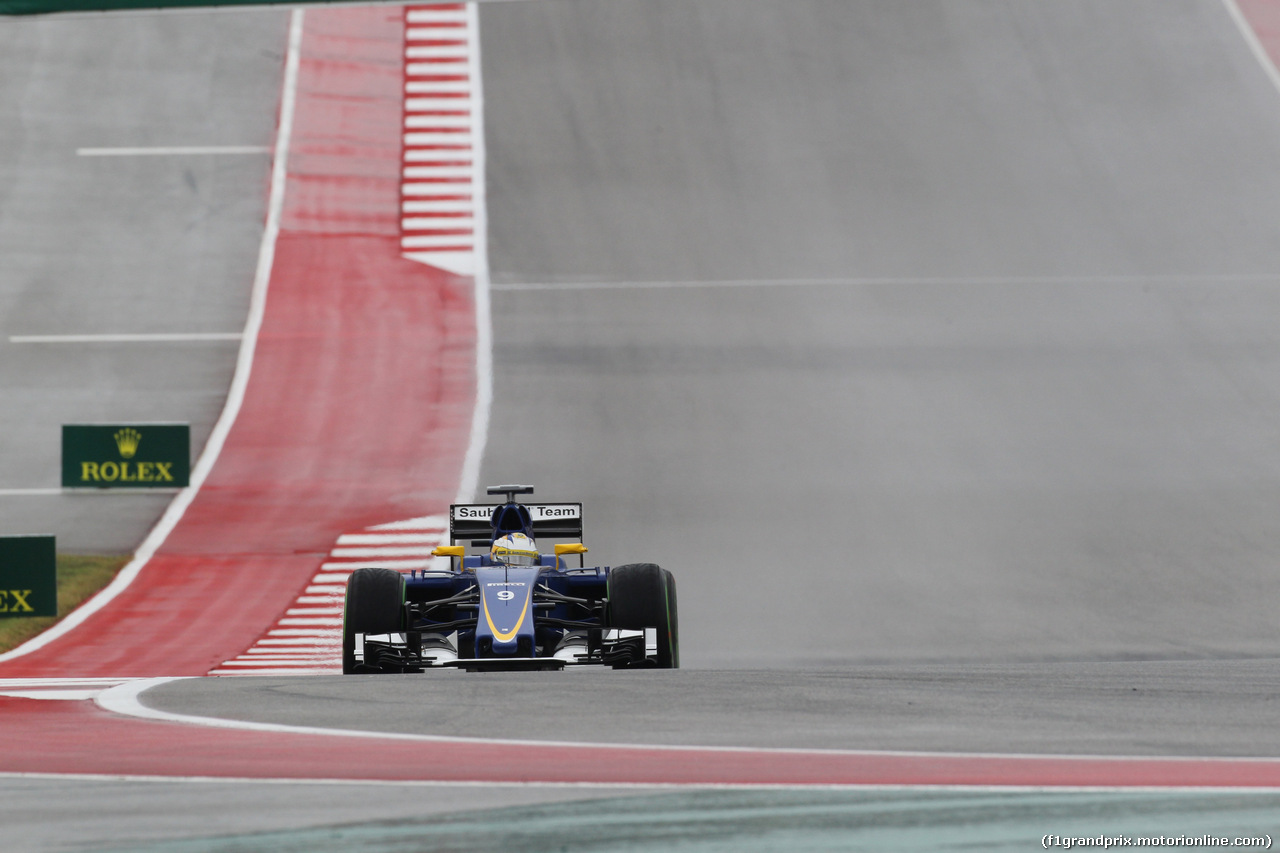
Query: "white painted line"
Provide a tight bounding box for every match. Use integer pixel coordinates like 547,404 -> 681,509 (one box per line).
403,201 -> 474,214
220,660 -> 337,667
0,679 -> 139,700
402,217 -> 475,231
454,0 -> 492,503
403,251 -> 479,273
369,515 -> 448,531
207,669 -> 331,676
335,532 -> 445,545
401,153 -> 473,166
285,607 -> 343,616
320,559 -> 430,570
16,770 -> 1277,793
336,533 -> 442,545
1224,0 -> 1280,99
406,46 -> 471,59
94,678 -> 1280,783
401,166 -> 474,179
406,81 -> 471,94
0,677 -> 138,699
0,10 -> 307,667
9,333 -> 242,344
406,29 -> 468,42
402,153 -> 473,165
491,273 -> 1280,292
404,132 -> 472,146
0,689 -> 104,700
217,659 -> 329,667
254,638 -> 335,646
77,146 -> 270,157
0,678 -> 136,687
405,114 -> 473,129
406,9 -> 468,23
406,98 -> 471,111
407,61 -> 471,75
330,546 -> 436,557
401,236 -> 474,250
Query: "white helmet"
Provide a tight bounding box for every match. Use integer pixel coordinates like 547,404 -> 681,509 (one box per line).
491,532 -> 538,566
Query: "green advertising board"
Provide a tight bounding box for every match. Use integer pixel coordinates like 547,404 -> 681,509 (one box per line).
62,424 -> 190,489
0,536 -> 57,618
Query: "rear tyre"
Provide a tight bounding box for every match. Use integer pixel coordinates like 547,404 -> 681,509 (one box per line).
607,563 -> 679,668
342,568 -> 405,674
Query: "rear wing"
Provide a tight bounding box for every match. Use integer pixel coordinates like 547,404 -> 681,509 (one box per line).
449,502 -> 583,546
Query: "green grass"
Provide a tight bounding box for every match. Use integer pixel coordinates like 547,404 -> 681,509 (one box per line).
0,554 -> 129,654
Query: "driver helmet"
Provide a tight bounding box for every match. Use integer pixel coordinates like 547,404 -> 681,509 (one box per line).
491,532 -> 539,566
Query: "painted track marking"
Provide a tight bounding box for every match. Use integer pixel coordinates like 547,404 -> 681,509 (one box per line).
9,333 -> 242,343
0,677 -> 1249,789
209,516 -> 450,675
492,273 -> 1280,292
76,146 -> 270,156
1226,0 -> 1280,96
400,3 -> 483,277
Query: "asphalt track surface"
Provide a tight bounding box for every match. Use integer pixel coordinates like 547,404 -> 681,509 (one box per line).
8,0 -> 1280,850
480,0 -> 1280,668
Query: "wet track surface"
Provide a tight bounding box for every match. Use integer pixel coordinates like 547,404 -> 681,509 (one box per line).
150,662 -> 1280,757
478,0 -> 1280,669
8,0 -> 1280,850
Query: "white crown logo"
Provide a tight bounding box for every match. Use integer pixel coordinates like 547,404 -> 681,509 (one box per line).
114,428 -> 142,459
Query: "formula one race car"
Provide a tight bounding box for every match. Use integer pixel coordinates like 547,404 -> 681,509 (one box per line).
341,486 -> 679,673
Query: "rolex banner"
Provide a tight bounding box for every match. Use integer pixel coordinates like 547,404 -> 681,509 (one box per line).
62,424 -> 190,488
0,536 -> 56,618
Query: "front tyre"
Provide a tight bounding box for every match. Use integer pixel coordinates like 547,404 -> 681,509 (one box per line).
342,568 -> 405,674
662,568 -> 680,669
608,563 -> 679,668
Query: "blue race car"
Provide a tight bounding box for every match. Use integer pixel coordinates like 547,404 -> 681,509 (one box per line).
341,485 -> 679,672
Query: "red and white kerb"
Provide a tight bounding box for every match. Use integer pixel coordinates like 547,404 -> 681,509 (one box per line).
401,3 -> 482,277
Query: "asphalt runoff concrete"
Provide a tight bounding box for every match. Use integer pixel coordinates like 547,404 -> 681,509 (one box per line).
0,9 -> 285,552
9,0 -> 1280,850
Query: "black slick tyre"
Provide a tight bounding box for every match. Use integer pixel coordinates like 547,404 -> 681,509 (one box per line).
342,568 -> 405,674
607,562 -> 679,668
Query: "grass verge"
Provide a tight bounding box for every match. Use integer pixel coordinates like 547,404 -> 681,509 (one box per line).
0,554 -> 129,654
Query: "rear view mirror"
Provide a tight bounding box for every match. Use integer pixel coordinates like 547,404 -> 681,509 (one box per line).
554,542 -> 588,569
